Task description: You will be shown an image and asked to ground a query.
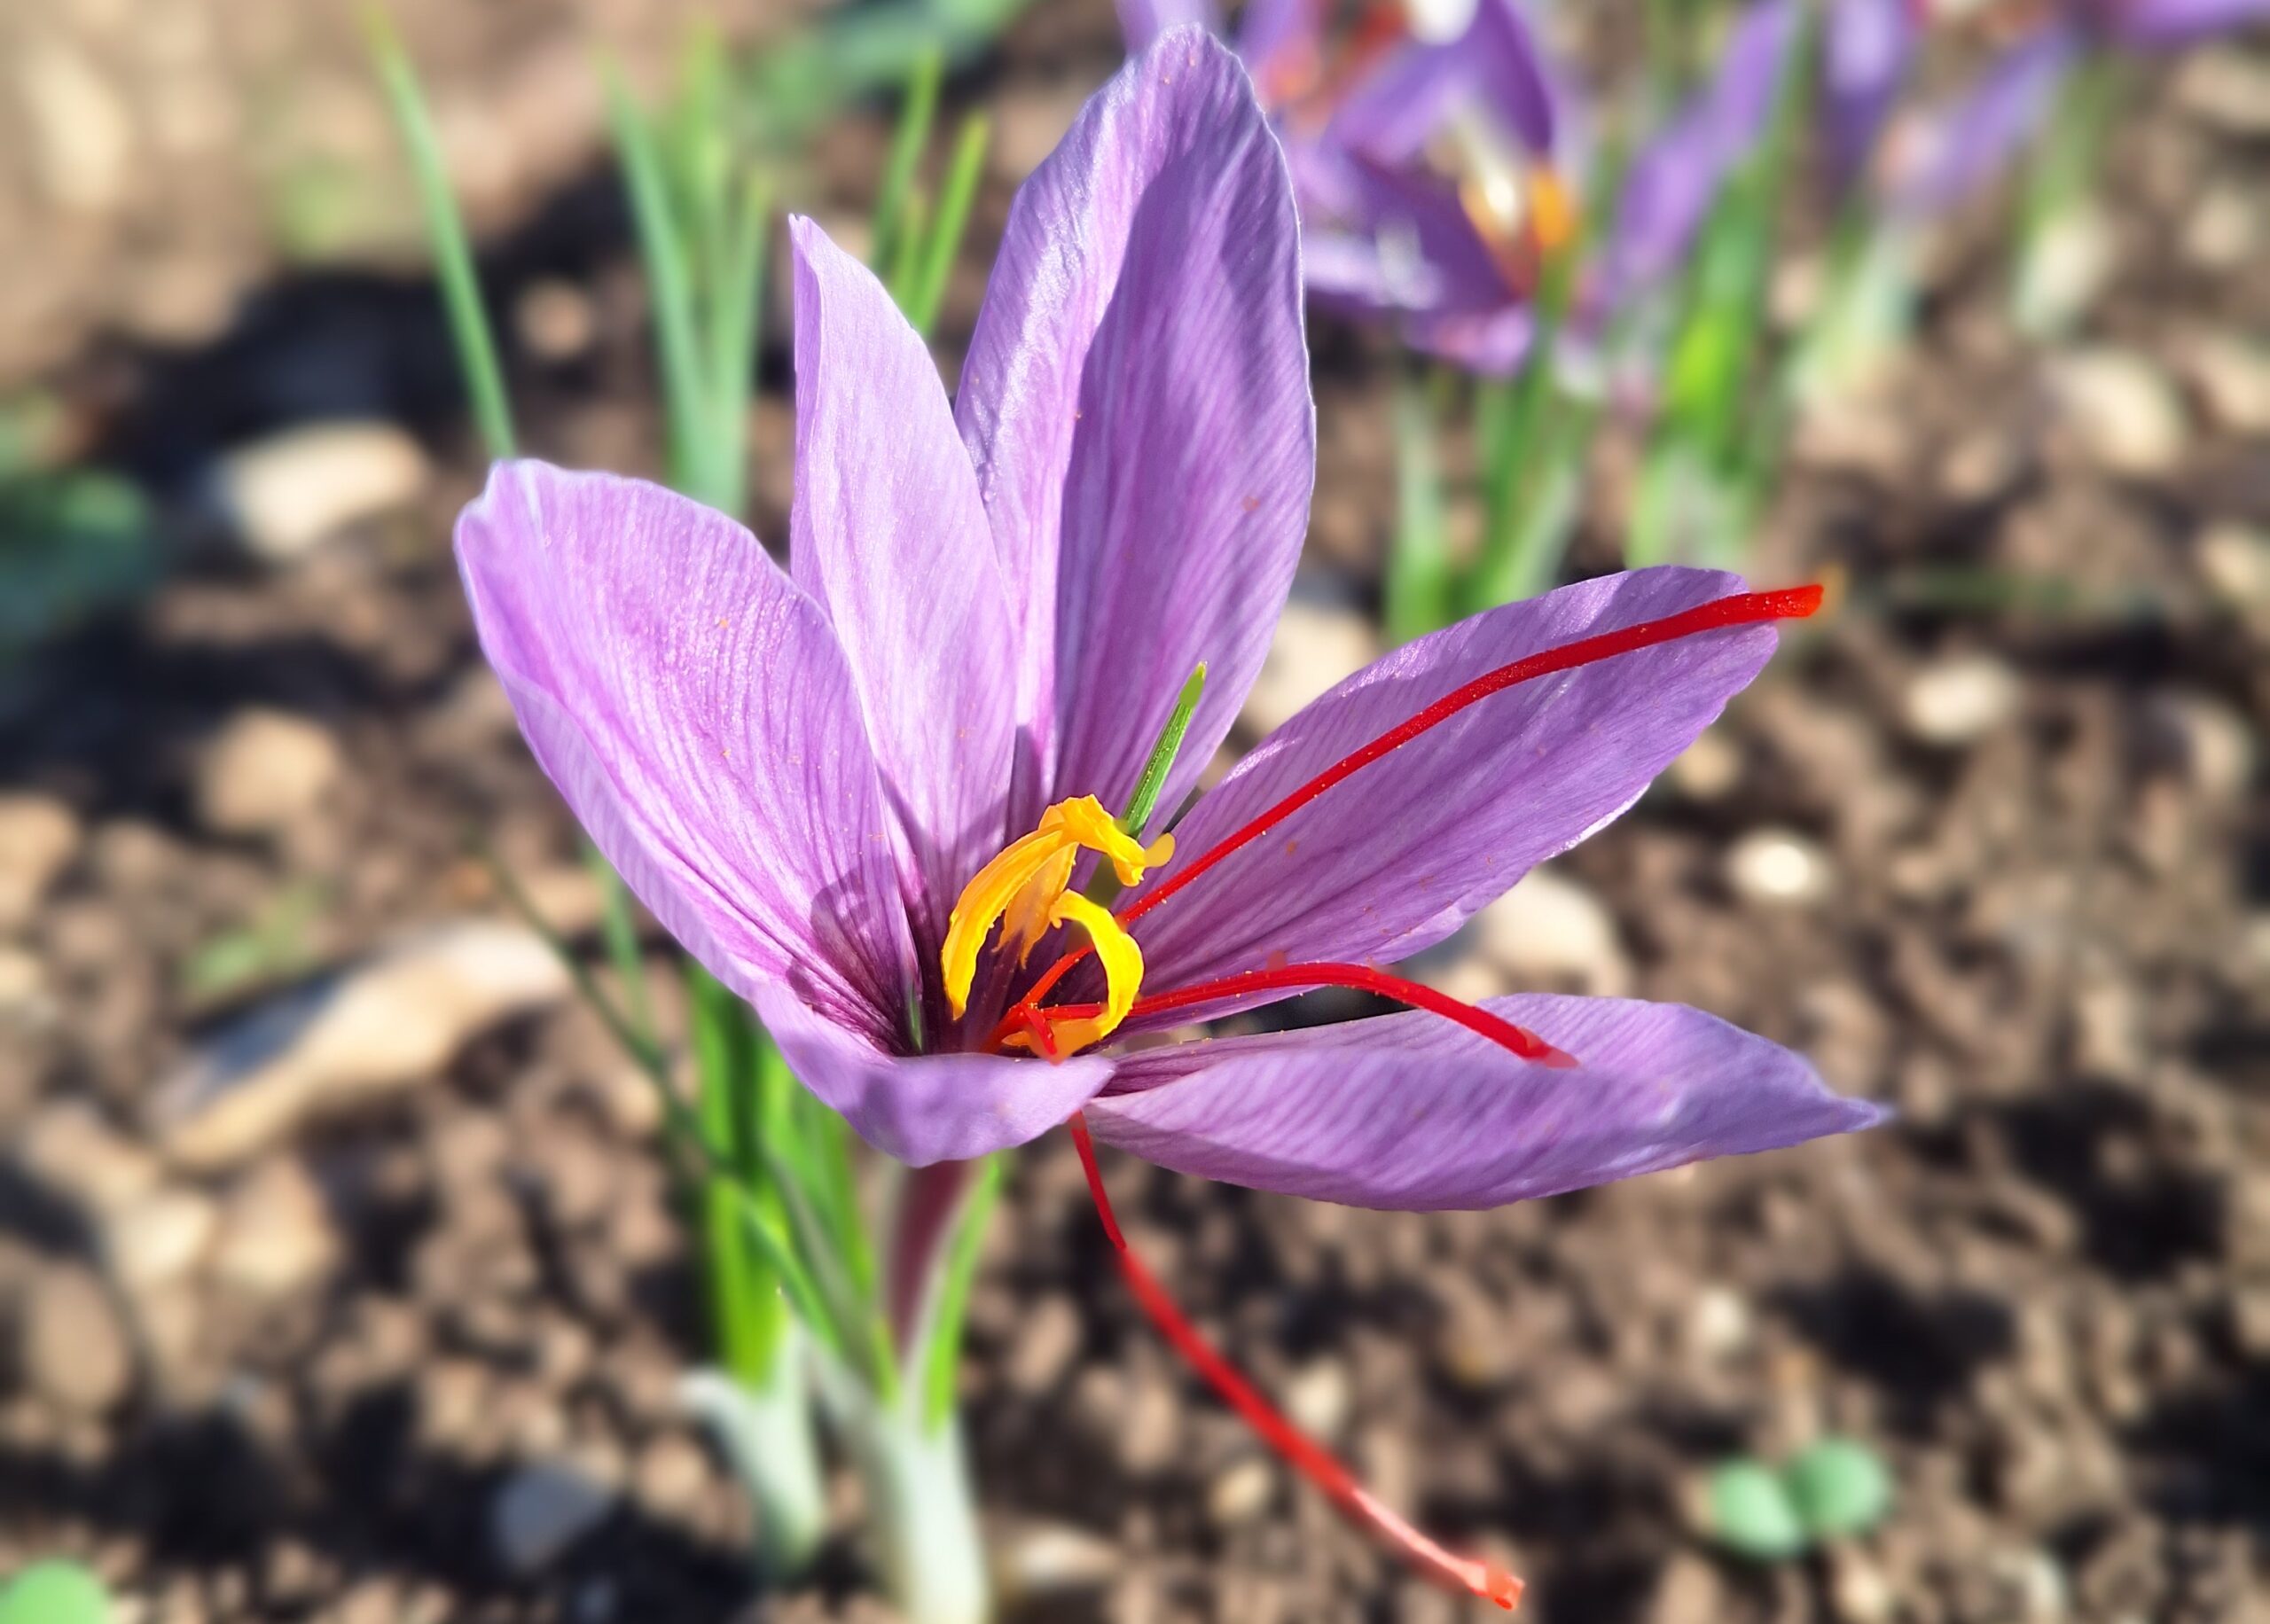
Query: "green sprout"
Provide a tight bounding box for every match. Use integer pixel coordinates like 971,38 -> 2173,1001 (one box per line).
1702,1436 -> 1894,1562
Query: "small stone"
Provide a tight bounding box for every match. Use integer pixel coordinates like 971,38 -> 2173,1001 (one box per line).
17,39 -> 136,213
0,793 -> 82,933
1283,1358 -> 1351,1441
631,1432 -> 711,1524
2176,48 -> 2270,137
1205,1457 -> 1277,1527
491,1457 -> 620,1576
215,422 -> 429,563
2183,183 -> 2262,272
155,920 -> 570,1169
1004,1292 -> 1081,1396
16,1099 -> 160,1211
1241,596 -> 1380,739
194,710 -> 341,836
2014,204 -> 2115,339
2181,333 -> 2270,434
1827,1545 -> 1895,1624
994,1519 -> 1121,1603
2227,1287 -> 2270,1358
0,947 -> 55,1028
211,1159 -> 340,1297
106,1186 -> 219,1291
17,1267 -> 132,1415
1725,829 -> 1832,907
2142,691 -> 2253,802
2198,522 -> 2270,619
1648,1552 -> 1732,1624
1471,866 -> 1631,995
515,279 -> 597,363
2047,350 -> 2188,479
1687,1285 -> 1753,1361
1666,728 -> 1743,802
1900,654 -> 2022,746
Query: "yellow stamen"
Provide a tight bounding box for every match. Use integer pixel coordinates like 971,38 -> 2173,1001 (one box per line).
940,796 -> 1173,1053
1527,166 -> 1578,256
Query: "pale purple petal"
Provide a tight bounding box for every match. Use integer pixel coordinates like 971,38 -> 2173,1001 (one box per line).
788,218 -> 1018,951
1090,995 -> 1886,1210
1883,29 -> 2077,219
754,985 -> 1112,1165
956,29 -> 1312,832
456,461 -> 918,1041
1327,0 -> 1558,165
1602,0 -> 1802,302
1128,568 -> 1779,1005
1116,0 -> 1221,52
2099,0 -> 2270,48
1823,0 -> 1919,184
1236,0 -> 1322,82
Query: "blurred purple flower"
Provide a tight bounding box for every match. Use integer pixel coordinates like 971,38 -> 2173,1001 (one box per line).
456,26 -> 1880,1603
1598,0 -> 1805,306
1881,0 -> 2267,215
1120,0 -> 1579,373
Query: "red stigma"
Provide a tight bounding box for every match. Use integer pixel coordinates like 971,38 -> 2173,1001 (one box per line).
1068,1113 -> 1524,1609
1014,586 -> 1825,1019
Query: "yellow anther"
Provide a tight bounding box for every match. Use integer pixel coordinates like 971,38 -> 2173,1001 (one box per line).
940,796 -> 1173,1041
998,892 -> 1142,1059
1527,166 -> 1578,256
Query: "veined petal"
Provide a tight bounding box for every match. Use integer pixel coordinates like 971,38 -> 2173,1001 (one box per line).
1129,568 -> 1779,1008
1090,995 -> 1886,1210
788,217 -> 1019,952
955,28 -> 1312,834
753,984 -> 1113,1165
456,462 -> 919,1040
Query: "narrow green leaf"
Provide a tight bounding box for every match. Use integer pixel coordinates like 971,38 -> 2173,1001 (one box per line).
1119,661 -> 1206,841
1385,370 -> 1452,644
588,846 -> 654,1043
921,1154 -> 1001,1433
885,188 -> 931,311
366,8 -> 516,458
706,172 -> 771,523
872,46 -> 944,270
604,62 -> 716,510
904,112 -> 990,336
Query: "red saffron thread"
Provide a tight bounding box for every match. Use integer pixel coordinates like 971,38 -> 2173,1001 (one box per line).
1068,1113 -> 1524,1610
994,963 -> 1574,1065
1016,587 -> 1825,1014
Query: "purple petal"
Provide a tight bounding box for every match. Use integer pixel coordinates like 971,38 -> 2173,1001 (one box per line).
1883,29 -> 2077,218
956,28 -> 1312,832
2100,0 -> 2270,48
1091,994 -> 1886,1210
1327,0 -> 1559,166
754,985 -> 1112,1165
1602,0 -> 1802,302
1128,568 -> 1780,1007
788,217 -> 1019,950
1116,0 -> 1222,52
1823,0 -> 1919,184
1235,0 -> 1322,82
456,462 -> 918,1040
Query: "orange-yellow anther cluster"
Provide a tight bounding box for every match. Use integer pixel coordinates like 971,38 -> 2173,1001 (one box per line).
941,796 -> 1172,1059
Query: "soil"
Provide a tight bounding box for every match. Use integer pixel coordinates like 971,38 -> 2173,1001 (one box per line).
1,3 -> 2266,1622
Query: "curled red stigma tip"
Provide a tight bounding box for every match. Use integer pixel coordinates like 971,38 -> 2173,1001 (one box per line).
1068,1114 -> 1523,1608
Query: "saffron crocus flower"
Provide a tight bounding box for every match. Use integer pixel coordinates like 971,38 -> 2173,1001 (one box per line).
1121,0 -> 1580,374
457,27 -> 1881,1605
1881,0 -> 2268,215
